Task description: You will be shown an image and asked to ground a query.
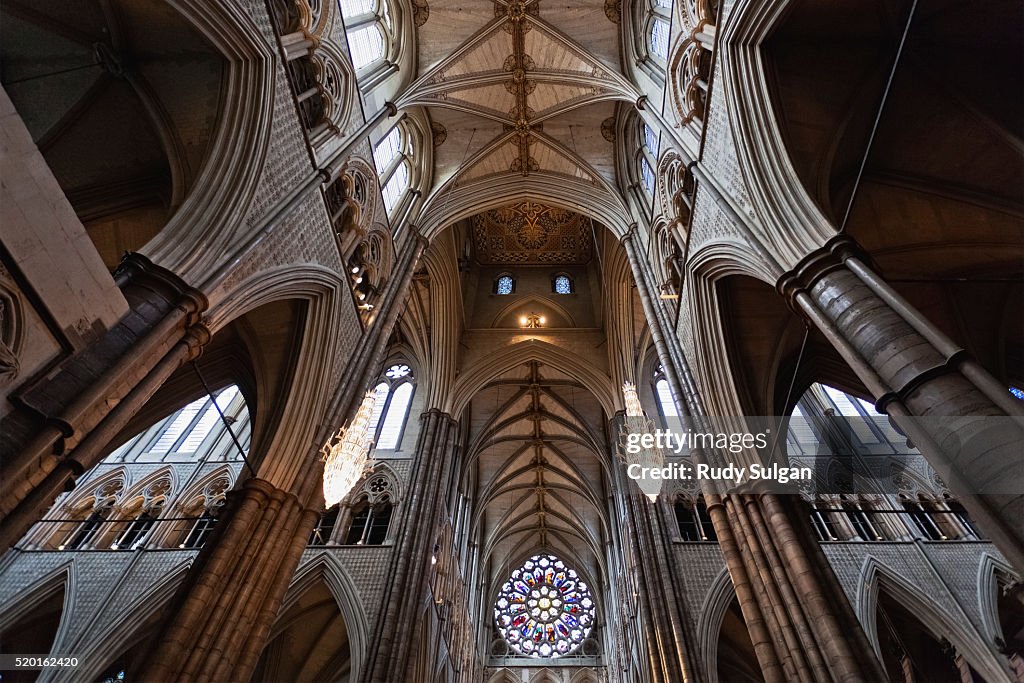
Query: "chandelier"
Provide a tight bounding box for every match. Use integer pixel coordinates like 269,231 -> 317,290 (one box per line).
622,381 -> 644,417
621,381 -> 664,502
322,390 -> 377,507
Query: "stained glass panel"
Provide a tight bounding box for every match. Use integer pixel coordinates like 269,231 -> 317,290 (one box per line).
554,275 -> 572,294
494,554 -> 595,658
496,275 -> 514,295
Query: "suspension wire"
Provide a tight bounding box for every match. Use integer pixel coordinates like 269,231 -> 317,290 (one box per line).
568,125 -> 606,279
190,361 -> 257,477
765,325 -> 810,468
839,0 -> 919,233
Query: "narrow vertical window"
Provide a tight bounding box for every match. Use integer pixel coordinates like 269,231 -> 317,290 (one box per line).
649,18 -> 670,62
655,378 -> 678,419
644,124 -> 659,156
377,382 -> 413,449
347,24 -> 384,70
641,157 -> 655,194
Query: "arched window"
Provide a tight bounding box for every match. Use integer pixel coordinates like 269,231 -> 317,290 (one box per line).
112,502 -> 163,550
62,499 -> 114,550
809,499 -> 841,541
377,383 -> 413,449
674,496 -> 716,541
368,364 -> 415,450
901,496 -> 946,541
309,505 -> 340,545
181,511 -> 219,549
842,499 -> 884,541
344,500 -> 393,544
646,0 -> 672,65
652,364 -> 679,424
552,274 -> 573,294
340,0 -> 390,72
117,385 -> 248,462
374,123 -> 413,214
638,121 -> 659,196
1010,386 -> 1024,400
495,274 -> 515,295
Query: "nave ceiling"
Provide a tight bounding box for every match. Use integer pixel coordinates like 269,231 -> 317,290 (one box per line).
466,361 -> 610,601
400,0 -> 636,228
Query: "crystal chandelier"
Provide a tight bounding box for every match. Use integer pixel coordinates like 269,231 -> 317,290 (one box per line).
621,381 -> 664,501
622,381 -> 644,417
322,390 -> 377,507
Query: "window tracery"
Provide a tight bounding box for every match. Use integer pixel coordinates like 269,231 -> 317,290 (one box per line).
366,363 -> 415,450
673,495 -> 717,541
494,554 -> 596,658
268,0 -> 356,142
495,275 -> 515,295
552,274 -> 573,295
340,0 -> 393,74
374,123 -> 415,215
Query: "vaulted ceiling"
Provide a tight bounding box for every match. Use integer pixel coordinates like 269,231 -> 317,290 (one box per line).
400,0 -> 634,210
466,361 -> 610,597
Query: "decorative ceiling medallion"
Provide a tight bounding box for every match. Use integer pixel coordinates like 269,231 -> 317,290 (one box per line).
412,0 -> 429,26
603,0 -> 621,24
472,201 -> 592,265
431,121 -> 447,146
600,116 -> 616,142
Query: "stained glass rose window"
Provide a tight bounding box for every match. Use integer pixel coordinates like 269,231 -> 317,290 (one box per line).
494,554 -> 595,658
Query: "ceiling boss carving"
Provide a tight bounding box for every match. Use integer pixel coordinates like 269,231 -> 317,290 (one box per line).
403,0 -> 626,189
471,201 -> 593,264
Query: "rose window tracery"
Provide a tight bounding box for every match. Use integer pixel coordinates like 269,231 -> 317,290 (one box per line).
494,554 -> 595,658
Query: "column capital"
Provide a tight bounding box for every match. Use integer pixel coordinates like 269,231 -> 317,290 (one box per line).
776,235 -> 870,311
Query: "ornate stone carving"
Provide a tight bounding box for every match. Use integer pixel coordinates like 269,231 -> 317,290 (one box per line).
471,201 -> 593,265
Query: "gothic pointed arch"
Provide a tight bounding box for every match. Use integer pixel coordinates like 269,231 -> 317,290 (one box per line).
0,564 -> 72,662
74,559 -> 193,682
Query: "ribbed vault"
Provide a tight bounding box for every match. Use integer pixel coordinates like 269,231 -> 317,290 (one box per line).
465,361 -> 610,599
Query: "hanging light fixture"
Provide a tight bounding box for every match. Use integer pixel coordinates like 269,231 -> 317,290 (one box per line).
621,381 -> 663,502
322,390 -> 377,506
622,381 -> 644,417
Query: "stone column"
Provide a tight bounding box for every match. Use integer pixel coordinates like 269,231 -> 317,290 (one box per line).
778,236 -> 1024,568
624,230 -> 886,682
361,409 -> 460,683
136,477 -> 319,682
612,451 -> 698,683
0,254 -> 208,548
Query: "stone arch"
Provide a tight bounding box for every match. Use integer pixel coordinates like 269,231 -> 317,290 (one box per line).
257,553 -> 369,682
489,295 -> 579,329
72,558 -> 193,682
856,556 -> 1007,683
418,177 -> 632,242
449,340 -> 618,417
0,270 -> 24,384
0,564 -> 73,659
139,3 -> 280,282
978,552 -> 1023,658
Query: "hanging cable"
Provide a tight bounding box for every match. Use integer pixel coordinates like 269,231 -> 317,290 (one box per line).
764,325 -> 810,468
839,0 -> 918,233
191,361 -> 257,477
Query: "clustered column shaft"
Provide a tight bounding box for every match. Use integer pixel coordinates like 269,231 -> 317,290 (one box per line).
362,409 -> 460,683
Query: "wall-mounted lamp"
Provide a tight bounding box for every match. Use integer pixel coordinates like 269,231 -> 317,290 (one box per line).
519,313 -> 545,328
